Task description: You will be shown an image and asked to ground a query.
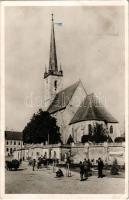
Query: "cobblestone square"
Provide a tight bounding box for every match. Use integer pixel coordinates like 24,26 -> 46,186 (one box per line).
5,162 -> 125,194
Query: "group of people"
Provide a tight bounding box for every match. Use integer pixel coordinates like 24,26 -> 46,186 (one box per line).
30,156 -> 104,181
29,155 -> 57,171
29,155 -> 47,171
79,157 -> 104,181
79,159 -> 92,181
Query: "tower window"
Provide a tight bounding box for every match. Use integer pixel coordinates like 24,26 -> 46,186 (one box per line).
54,80 -> 57,90
110,125 -> 113,133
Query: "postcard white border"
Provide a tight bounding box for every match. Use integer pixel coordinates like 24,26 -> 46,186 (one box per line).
0,1 -> 128,199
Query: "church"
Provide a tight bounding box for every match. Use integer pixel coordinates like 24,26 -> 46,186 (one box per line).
44,14 -> 119,144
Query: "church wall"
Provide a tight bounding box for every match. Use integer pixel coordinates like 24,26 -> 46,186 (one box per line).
70,120 -> 106,143
107,123 -> 120,141
53,82 -> 87,143
70,121 -> 119,143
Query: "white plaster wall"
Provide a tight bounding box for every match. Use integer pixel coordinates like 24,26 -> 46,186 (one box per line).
53,82 -> 87,143
107,123 -> 120,141
13,144 -> 125,165
70,120 -> 106,143
70,121 -> 119,143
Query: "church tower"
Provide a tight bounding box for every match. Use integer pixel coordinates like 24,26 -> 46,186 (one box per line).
44,14 -> 63,109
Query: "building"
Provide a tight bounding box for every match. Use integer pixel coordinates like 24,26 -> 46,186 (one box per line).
43,14 -> 119,144
5,131 -> 24,156
44,14 -> 119,144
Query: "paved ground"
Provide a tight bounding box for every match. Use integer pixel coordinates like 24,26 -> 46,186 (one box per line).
5,162 -> 125,194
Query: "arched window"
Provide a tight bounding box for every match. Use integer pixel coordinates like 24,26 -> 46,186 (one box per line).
88,124 -> 92,135
14,141 -> 16,145
54,80 -> 57,90
6,141 -> 8,145
110,125 -> 113,134
6,148 -> 9,152
36,152 -> 39,156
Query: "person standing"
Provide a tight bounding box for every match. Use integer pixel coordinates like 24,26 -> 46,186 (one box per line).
83,159 -> 88,180
32,158 -> 36,171
79,161 -> 84,181
98,157 -> 104,178
66,156 -> 71,177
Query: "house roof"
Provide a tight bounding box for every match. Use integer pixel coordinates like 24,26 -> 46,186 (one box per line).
69,93 -> 118,124
48,81 -> 80,114
5,131 -> 23,141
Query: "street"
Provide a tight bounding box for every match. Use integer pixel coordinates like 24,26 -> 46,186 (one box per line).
5,162 -> 125,194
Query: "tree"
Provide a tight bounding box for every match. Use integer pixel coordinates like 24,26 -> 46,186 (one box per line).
23,109 -> 61,144
88,123 -> 112,143
110,158 -> 119,175
114,137 -> 125,143
81,135 -> 89,143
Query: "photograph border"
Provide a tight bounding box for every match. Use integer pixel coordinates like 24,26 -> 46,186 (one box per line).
0,1 -> 128,199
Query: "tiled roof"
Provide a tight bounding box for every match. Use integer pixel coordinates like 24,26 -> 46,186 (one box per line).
5,131 -> 23,141
69,93 -> 118,124
48,81 -> 80,114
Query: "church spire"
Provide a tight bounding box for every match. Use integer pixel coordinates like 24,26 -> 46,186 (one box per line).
44,14 -> 63,79
49,13 -> 58,72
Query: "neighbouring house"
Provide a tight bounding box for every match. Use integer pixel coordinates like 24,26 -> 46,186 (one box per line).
5,131 -> 24,157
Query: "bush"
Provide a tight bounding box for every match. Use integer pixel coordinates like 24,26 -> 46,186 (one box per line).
81,135 -> 89,143
110,159 -> 119,175
114,137 -> 125,143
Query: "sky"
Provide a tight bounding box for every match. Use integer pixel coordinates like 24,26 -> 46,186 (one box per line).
5,6 -> 125,132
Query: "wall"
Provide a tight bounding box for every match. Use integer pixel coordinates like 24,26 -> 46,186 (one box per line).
13,143 -> 125,165
70,120 -> 105,143
70,143 -> 125,165
14,144 -> 61,160
71,121 -> 119,143
53,81 -> 87,143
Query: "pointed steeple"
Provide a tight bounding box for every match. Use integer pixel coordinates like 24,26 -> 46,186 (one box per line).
44,14 -> 63,79
49,13 -> 58,72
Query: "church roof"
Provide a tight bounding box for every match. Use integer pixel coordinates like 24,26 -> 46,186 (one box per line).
48,81 -> 80,114
69,93 -> 118,124
5,131 -> 23,141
